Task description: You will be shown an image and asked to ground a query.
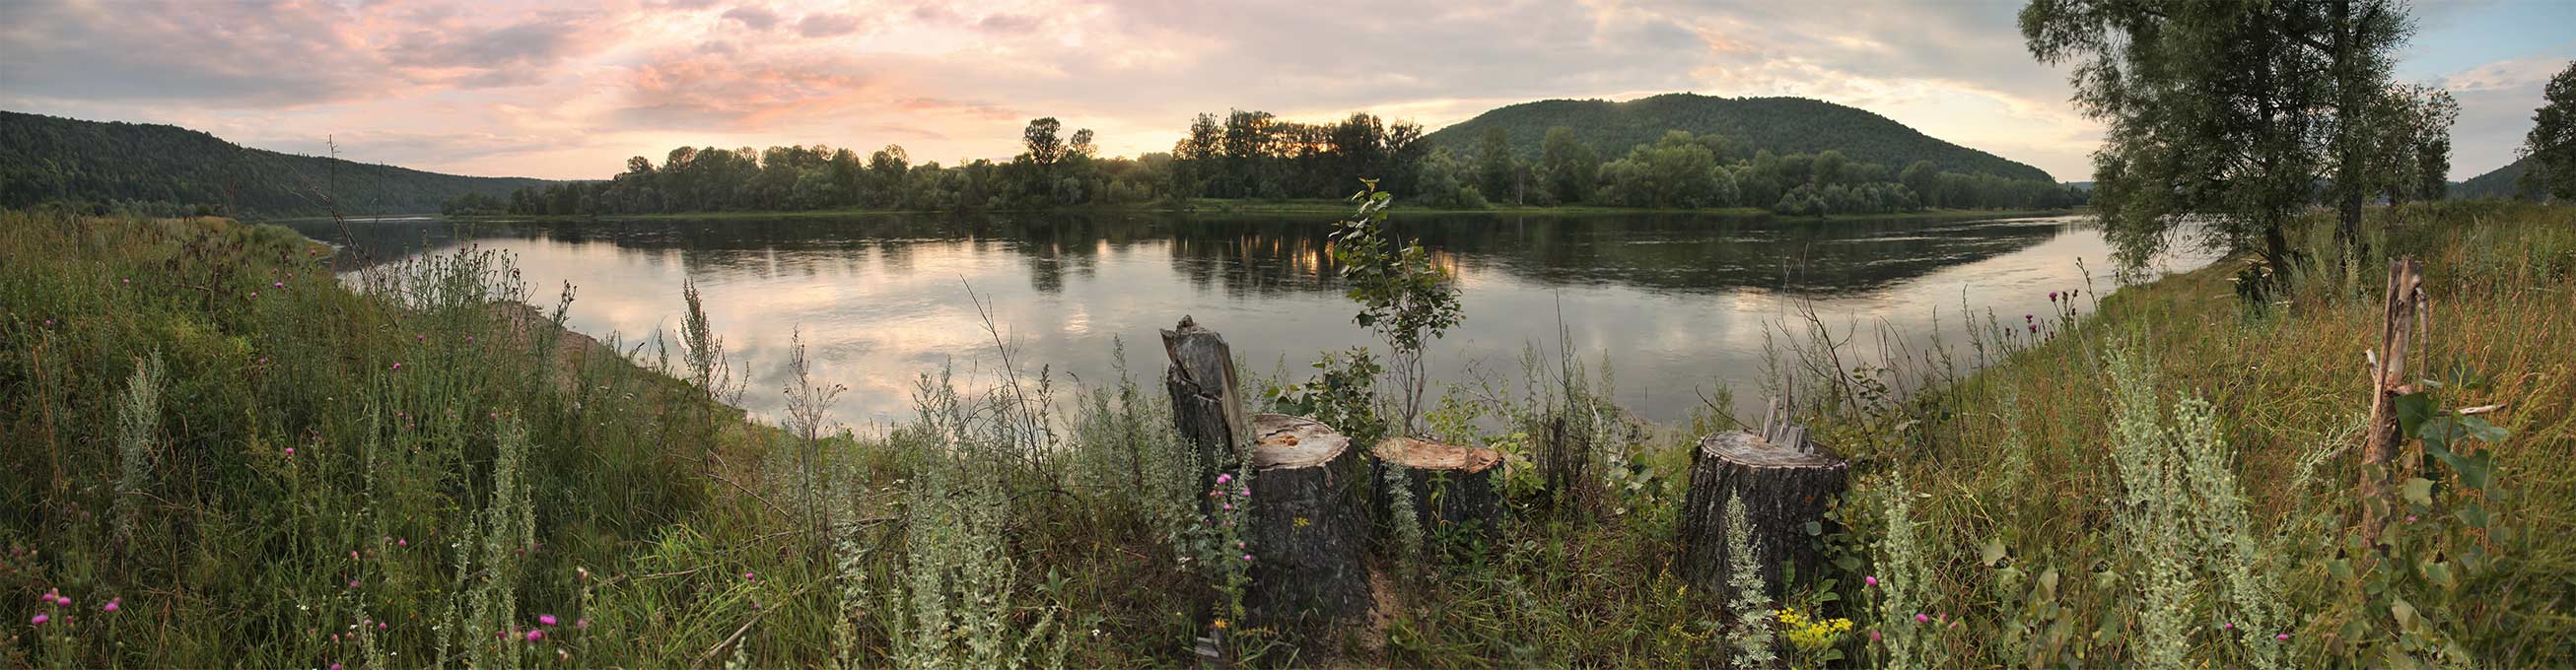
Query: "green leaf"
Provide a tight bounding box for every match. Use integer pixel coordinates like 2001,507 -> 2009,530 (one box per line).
2327,558 -> 2355,580
2391,597 -> 2421,633
2401,477 -> 2435,507
1802,520 -> 1823,536
2451,451 -> 2496,492
2455,502 -> 2489,529
2454,415 -> 2507,443
2419,561 -> 2456,590
2394,392 -> 2436,437
1981,539 -> 2007,567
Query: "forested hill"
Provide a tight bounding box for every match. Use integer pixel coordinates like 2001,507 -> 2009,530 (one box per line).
0,110 -> 548,217
2453,155 -> 2540,200
1421,94 -> 2056,182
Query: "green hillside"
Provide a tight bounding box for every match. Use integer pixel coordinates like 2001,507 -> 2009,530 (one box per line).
2453,154 -> 2542,200
0,110 -> 549,217
1422,94 -> 2056,181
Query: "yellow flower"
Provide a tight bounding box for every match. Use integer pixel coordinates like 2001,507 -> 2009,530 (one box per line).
1212,619 -> 1229,630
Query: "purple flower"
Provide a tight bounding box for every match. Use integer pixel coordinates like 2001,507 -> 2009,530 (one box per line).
526,629 -> 545,641
2049,292 -> 2059,301
30,614 -> 47,626
285,447 -> 295,455
103,598 -> 119,613
274,282 -> 285,288
2029,324 -> 2039,333
347,579 -> 361,588
742,571 -> 756,580
1864,575 -> 1878,586
379,622 -> 388,630
2024,313 -> 2034,321
1216,474 -> 1233,485
397,539 -> 408,547
576,618 -> 590,630
249,292 -> 259,298
55,595 -> 71,606
391,363 -> 403,370
331,664 -> 344,670
539,614 -> 558,626
1240,554 -> 1253,562
2222,623 -> 2235,630
1867,630 -> 1881,642
1915,613 -> 1929,623
1221,502 -> 1233,510
2275,633 -> 2290,640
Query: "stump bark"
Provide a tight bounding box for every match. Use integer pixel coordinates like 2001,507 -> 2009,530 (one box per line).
1678,417 -> 1848,603
1370,436 -> 1503,540
1245,413 -> 1369,638
1163,316 -> 1247,490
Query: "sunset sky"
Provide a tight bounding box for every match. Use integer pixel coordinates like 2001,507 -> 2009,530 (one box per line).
4,0 -> 2569,182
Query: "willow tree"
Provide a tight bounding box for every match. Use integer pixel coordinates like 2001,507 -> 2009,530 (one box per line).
2022,0 -> 2408,277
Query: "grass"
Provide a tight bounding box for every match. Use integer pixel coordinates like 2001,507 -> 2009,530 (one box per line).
421,199 -> 2073,223
3,200 -> 2568,668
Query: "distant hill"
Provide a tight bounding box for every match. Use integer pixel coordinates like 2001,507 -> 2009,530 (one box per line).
0,110 -> 548,217
2453,155 -> 2541,200
1421,94 -> 2056,182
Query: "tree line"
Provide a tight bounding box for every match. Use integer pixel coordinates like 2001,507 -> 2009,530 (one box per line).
469,114 -> 2086,217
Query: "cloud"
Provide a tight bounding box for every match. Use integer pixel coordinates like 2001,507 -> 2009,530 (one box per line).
721,5 -> 783,31
797,13 -> 869,37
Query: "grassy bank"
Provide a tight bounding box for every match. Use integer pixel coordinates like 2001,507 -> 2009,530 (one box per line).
4,201 -> 2567,667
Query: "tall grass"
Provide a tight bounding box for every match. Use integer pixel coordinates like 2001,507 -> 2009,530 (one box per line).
5,200 -> 2569,667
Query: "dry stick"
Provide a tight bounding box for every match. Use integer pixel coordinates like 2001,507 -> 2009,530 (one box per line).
2359,258 -> 2424,551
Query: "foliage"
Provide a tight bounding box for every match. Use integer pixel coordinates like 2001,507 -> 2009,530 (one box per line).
1421,93 -> 2054,182
2522,61 -> 2576,200
0,110 -> 546,217
1328,180 -> 1463,432
1722,492 -> 1776,669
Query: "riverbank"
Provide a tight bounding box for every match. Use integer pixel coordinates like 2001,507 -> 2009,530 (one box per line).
404,201 -> 2075,224
7,201 -> 2564,667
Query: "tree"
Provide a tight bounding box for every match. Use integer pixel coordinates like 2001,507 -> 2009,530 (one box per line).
1538,126 -> 1599,204
2021,0 -> 2410,276
2366,84 -> 2458,205
2522,61 -> 2576,200
1475,126 -> 1515,204
1900,161 -> 1940,207
1022,117 -> 1069,168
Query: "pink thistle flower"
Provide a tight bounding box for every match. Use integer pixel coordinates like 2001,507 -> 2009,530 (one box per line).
379,622 -> 388,630
55,596 -> 71,606
576,618 -> 590,629
2275,633 -> 2290,640
1221,502 -> 1233,510
539,614 -> 558,626
1915,613 -> 1929,623
331,664 -> 344,670
391,363 -> 402,370
285,447 -> 295,455
526,629 -> 545,641
30,614 -> 47,626
1866,630 -> 1880,642
2222,623 -> 2234,630
103,598 -> 119,613
347,579 -> 361,588
2029,324 -> 2039,333
1240,554 -> 1253,562
2049,292 -> 2059,302
397,539 -> 408,547
274,282 -> 285,288
1216,474 -> 1233,485
249,292 -> 258,298
1864,575 -> 1878,586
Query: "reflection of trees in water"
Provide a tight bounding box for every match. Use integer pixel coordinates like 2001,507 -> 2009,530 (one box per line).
290,211 -> 2067,298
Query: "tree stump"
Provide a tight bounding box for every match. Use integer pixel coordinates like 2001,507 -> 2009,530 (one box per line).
1245,413 -> 1369,638
1164,316 -> 1247,491
1678,413 -> 1848,603
1370,436 -> 1503,540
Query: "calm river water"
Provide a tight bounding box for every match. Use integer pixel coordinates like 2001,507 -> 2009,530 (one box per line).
287,211 -> 2215,428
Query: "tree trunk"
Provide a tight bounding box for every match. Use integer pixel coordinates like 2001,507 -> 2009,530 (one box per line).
1245,413 -> 1370,639
2360,258 -> 2423,550
2332,0 -> 2369,260
1678,420 -> 1849,603
1369,436 -> 1503,540
1164,315 -> 1247,492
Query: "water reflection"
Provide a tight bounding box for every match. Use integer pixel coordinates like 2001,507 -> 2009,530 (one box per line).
287,211 -> 2212,426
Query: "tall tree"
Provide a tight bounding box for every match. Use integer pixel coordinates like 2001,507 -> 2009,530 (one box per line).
1022,117 -> 1069,168
2522,61 -> 2576,200
1537,126 -> 1599,203
1475,126 -> 1516,204
2021,0 -> 2408,275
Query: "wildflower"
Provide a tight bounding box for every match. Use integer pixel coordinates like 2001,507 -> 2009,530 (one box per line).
1216,473 -> 1233,485
55,595 -> 71,606
1866,630 -> 1880,642
2024,313 -> 2034,321
274,282 -> 285,288
286,447 -> 295,455
576,618 -> 589,629
249,292 -> 258,298
392,363 -> 403,370
1915,613 -> 1929,623
743,571 -> 756,580
30,614 -> 47,626
1240,554 -> 1253,562
2222,622 -> 2234,630
539,614 -> 558,626
397,539 -> 408,547
2275,633 -> 2290,640
331,664 -> 344,670
1235,541 -> 1246,549
2405,515 -> 2418,522
1864,575 -> 1878,587
2029,324 -> 2039,333
2049,292 -> 2059,302
1212,619 -> 1229,630
1221,502 -> 1233,510
348,579 -> 361,588
380,622 -> 388,630
103,598 -> 119,613
526,629 -> 545,641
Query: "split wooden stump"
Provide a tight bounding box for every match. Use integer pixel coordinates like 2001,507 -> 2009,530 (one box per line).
1370,436 -> 1503,539
1245,413 -> 1370,636
1678,415 -> 1848,602
1163,315 -> 1247,492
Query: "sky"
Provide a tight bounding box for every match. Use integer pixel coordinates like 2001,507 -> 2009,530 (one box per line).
2,0 -> 2569,182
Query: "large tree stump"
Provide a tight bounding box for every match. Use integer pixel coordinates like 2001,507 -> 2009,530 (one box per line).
1678,411 -> 1848,603
1164,316 -> 1248,491
1370,436 -> 1503,541
1245,413 -> 1369,638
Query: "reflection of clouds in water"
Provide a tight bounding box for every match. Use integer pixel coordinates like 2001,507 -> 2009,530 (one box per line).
293,213 -> 2214,426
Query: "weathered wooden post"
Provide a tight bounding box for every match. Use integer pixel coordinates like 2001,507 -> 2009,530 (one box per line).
1163,315 -> 1248,491
1370,436 -> 1503,539
2360,258 -> 2425,549
1678,405 -> 1849,602
1245,413 -> 1370,638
